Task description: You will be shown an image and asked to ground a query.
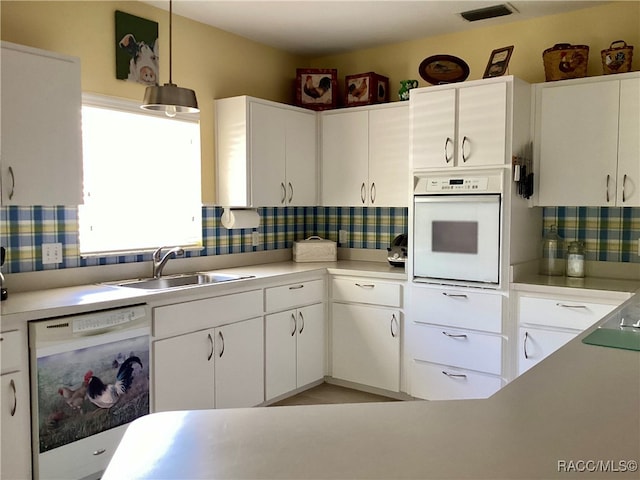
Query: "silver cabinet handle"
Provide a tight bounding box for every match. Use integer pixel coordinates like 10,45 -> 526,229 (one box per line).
8,166 -> 15,200
288,182 -> 294,204
445,137 -> 453,163
556,303 -> 588,309
207,333 -> 214,361
290,313 -> 297,336
9,379 -> 17,416
355,283 -> 375,288
370,183 -> 376,204
442,292 -> 468,299
360,182 -> 366,204
390,314 -> 399,338
298,311 -> 305,334
442,370 -> 467,379
606,174 -> 611,203
93,449 -> 106,456
218,331 -> 225,358
523,331 -> 530,359
280,182 -> 286,204
442,331 -> 468,339
461,136 -> 469,163
288,284 -> 304,290
622,174 -> 627,203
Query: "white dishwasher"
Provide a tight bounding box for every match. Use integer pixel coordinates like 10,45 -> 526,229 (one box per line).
29,304 -> 150,480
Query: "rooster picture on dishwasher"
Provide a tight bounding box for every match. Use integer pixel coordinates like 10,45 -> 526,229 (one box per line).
85,356 -> 143,410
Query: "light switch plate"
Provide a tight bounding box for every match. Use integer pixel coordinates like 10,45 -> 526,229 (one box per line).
42,243 -> 63,264
252,231 -> 260,247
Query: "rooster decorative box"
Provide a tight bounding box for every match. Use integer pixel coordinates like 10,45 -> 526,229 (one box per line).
345,72 -> 389,107
296,68 -> 338,111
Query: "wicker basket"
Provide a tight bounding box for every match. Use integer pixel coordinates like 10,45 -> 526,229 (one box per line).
601,40 -> 633,74
543,43 -> 589,81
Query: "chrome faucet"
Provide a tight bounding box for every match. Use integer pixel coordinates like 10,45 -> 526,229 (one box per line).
152,246 -> 184,278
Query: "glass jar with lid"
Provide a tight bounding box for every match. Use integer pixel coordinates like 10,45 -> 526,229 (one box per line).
566,241 -> 586,278
540,225 -> 565,276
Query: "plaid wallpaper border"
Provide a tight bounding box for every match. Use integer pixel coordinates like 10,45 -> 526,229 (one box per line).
0,206 -> 408,274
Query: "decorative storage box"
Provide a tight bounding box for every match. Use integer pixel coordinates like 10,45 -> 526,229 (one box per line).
293,236 -> 337,262
601,40 -> 633,74
542,43 -> 589,81
296,68 -> 338,111
345,72 -> 389,107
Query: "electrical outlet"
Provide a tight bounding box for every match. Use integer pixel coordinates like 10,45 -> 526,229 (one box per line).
339,230 -> 348,244
252,231 -> 260,247
42,243 -> 63,264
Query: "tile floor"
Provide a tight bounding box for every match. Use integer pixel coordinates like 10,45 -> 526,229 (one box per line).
269,382 -> 400,407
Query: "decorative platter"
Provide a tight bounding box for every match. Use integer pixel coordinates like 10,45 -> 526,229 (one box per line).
418,55 -> 470,84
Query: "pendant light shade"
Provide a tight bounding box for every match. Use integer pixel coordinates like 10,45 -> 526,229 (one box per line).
141,0 -> 198,116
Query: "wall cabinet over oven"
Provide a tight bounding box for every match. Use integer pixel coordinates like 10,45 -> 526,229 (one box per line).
534,72 -> 640,207
410,77 -> 528,170
321,103 -> 409,206
215,96 -> 317,207
1,41 -> 83,206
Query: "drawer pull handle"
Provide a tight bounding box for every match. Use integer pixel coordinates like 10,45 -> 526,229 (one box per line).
355,283 -> 375,288
461,136 -> 469,163
523,331 -> 530,359
361,182 -> 366,204
289,284 -> 304,290
288,182 -> 294,204
93,449 -> 106,456
207,333 -> 214,361
9,379 -> 17,416
442,371 -> 467,379
390,314 -> 399,338
442,292 -> 468,299
556,303 -> 588,309
281,182 -> 286,204
622,174 -> 627,203
218,331 -> 225,358
370,183 -> 376,204
298,311 -> 305,334
291,313 -> 297,336
8,166 -> 15,200
442,331 -> 467,339
444,137 -> 453,163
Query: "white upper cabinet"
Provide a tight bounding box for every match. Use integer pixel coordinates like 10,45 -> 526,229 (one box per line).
534,73 -> 640,207
411,80 -> 507,169
1,41 -> 83,206
215,96 -> 317,207
321,103 -> 409,206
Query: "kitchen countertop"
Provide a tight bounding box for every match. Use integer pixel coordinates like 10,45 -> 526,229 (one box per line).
103,293 -> 640,480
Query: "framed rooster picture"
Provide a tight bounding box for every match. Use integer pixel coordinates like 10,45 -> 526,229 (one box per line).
296,68 -> 338,111
345,72 -> 389,107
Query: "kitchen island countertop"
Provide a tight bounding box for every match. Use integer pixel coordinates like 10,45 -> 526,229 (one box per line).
103,293 -> 640,479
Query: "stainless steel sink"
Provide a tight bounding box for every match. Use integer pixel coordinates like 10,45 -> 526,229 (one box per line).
114,272 -> 253,290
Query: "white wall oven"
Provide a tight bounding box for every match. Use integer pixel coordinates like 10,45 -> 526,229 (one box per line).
29,305 -> 150,480
413,171 -> 503,287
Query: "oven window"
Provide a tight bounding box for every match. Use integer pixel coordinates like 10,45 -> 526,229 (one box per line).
432,221 -> 478,254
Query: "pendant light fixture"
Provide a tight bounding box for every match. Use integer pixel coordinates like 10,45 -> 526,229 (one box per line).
141,0 -> 198,116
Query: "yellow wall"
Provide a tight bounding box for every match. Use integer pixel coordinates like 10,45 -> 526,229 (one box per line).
2,1 -> 639,203
311,1 -> 640,98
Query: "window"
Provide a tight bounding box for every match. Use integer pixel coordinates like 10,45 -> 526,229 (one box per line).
79,94 -> 202,256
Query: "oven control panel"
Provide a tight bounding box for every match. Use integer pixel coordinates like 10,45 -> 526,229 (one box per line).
414,172 -> 503,194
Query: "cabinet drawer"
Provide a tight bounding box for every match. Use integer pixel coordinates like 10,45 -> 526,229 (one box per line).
519,296 -> 617,331
410,360 -> 503,400
410,287 -> 502,333
0,330 -> 23,374
265,279 -> 324,312
411,323 -> 502,375
518,326 -> 579,375
332,277 -> 401,307
154,289 -> 263,338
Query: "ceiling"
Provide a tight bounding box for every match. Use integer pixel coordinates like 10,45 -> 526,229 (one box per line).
143,1 -> 608,56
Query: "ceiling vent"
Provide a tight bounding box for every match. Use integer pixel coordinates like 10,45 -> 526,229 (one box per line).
460,3 -> 518,22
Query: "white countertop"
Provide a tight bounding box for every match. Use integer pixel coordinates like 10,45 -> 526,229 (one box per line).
103,294 -> 640,480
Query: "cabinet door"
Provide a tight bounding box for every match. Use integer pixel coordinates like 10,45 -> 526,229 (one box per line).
410,88 -> 456,169
285,109 -> 317,206
368,105 -> 410,206
1,371 -> 31,480
321,110 -> 369,206
332,303 -> 400,392
537,81 -> 620,206
265,310 -> 298,401
1,43 -> 83,206
214,317 -> 264,408
153,329 -> 215,412
457,82 -> 507,167
518,327 -> 578,375
296,303 -> 325,388
617,77 -> 640,206
250,102 -> 287,206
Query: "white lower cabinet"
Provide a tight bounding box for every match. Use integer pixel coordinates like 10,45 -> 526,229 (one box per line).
265,303 -> 325,400
517,327 -> 578,375
331,302 -> 401,392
